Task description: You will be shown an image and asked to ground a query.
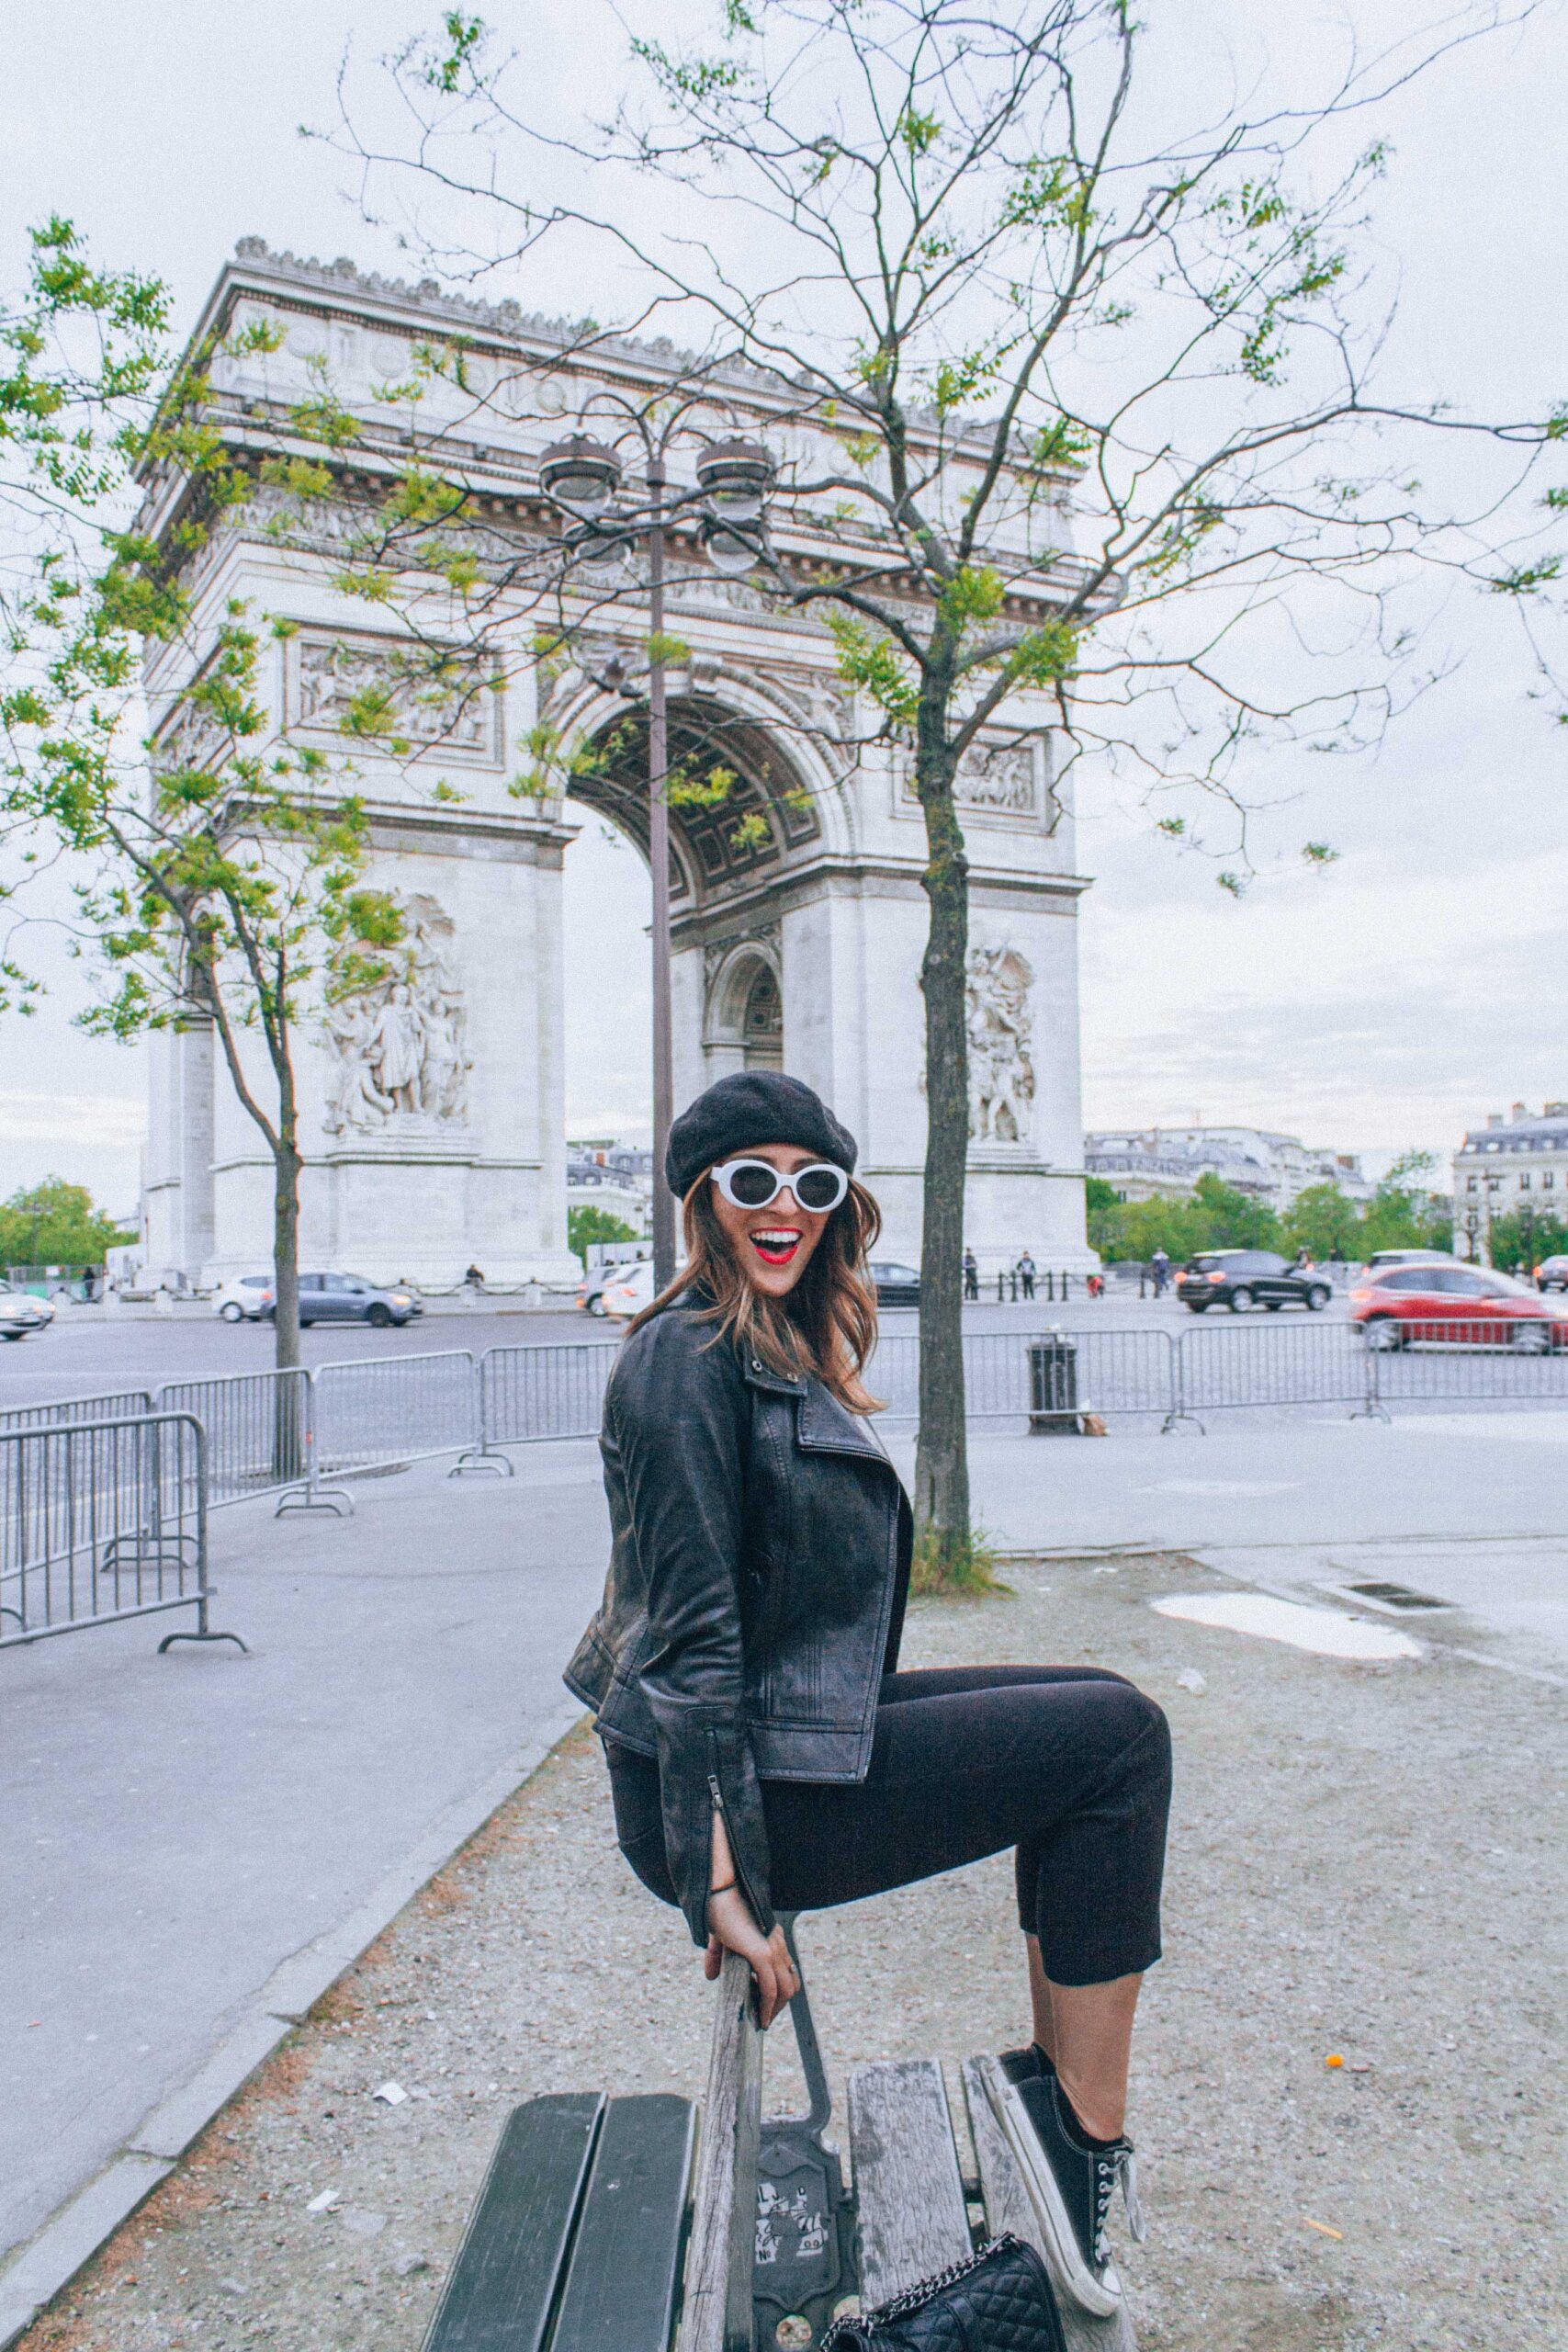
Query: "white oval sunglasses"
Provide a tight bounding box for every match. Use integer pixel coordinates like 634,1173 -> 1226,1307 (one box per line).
709,1158 -> 850,1214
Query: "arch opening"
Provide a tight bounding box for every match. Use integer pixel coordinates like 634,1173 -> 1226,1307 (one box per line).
566,693 -> 819,903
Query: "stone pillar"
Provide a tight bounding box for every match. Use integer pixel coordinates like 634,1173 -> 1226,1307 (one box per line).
143,1022 -> 217,1286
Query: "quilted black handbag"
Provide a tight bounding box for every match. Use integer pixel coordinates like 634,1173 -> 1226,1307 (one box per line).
820,2233 -> 1067,2352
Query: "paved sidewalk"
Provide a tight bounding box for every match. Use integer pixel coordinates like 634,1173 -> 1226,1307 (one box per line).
893,1410 -> 1568,1548
11,1552 -> 1563,2352
0,1445 -> 608,2278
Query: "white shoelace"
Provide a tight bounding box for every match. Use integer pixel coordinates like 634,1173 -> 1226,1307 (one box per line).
1092,2146 -> 1147,2263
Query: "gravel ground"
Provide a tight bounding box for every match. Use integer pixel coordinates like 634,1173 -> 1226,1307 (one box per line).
15,1551 -> 1564,2352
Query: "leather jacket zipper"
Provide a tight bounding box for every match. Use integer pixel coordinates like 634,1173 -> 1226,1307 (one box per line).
706,1735 -> 761,1922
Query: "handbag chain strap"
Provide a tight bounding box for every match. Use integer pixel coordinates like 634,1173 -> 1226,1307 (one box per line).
822,2233 -> 1025,2344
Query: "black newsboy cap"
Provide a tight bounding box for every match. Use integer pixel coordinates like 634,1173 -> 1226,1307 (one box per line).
665,1071 -> 858,1202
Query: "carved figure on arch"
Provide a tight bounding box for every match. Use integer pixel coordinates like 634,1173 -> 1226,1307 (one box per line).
321,892 -> 472,1135
966,944 -> 1036,1144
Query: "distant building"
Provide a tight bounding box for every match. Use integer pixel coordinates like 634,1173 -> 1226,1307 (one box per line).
1084,1125 -> 1372,1213
1452,1101 -> 1568,1262
566,1138 -> 654,1240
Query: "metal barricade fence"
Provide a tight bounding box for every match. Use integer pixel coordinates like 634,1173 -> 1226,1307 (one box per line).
1366,1316 -> 1568,1408
873,1328 -> 1178,1424
156,1369 -> 313,1510
0,1388 -> 154,1435
1174,1317 -> 1374,1421
0,1412 -> 243,1653
470,1343 -> 620,1471
312,1350 -> 479,1477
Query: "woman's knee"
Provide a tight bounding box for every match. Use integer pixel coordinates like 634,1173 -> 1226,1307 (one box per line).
1093,1679 -> 1172,1798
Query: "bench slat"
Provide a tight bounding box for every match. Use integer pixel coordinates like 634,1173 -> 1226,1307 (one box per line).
551,2094 -> 696,2352
678,1951 -> 762,2352
847,2058 -> 972,2305
423,2092 -> 604,2352
959,2058 -> 1137,2352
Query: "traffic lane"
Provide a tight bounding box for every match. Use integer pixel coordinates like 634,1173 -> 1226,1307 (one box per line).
0,1289 -> 1357,1407
0,1306 -> 606,1405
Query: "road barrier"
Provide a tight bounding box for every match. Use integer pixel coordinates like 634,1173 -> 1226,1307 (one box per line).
1368,1317 -> 1568,1407
313,1349 -> 479,1480
0,1412 -> 243,1654
0,1387 -> 154,1435
873,1327 -> 1178,1423
156,1368 -> 323,1513
1174,1319 -> 1375,1423
467,1342 -> 619,1471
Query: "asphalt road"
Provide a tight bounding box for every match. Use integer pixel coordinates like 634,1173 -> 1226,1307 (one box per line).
0,1284 -> 1337,1408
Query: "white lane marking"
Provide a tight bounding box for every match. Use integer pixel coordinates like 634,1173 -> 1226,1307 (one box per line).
1136,1479 -> 1301,1497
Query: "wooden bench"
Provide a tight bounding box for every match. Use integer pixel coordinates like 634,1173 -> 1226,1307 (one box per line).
423,1921 -> 1136,2352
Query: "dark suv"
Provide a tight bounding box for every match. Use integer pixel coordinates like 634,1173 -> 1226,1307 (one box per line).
1177,1250 -> 1332,1314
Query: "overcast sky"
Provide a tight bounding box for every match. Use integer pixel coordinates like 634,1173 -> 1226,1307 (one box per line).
2,0 -> 1564,1209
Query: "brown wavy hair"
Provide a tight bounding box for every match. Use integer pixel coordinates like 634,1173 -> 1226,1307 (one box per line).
628,1164 -> 884,1412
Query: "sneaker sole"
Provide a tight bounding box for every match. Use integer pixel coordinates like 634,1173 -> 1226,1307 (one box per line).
981,2062 -> 1122,2319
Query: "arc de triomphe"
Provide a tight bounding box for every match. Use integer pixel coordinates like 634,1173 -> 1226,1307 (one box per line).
141,244 -> 1097,1288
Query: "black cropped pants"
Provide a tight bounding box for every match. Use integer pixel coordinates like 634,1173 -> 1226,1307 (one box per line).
605,1664 -> 1172,1987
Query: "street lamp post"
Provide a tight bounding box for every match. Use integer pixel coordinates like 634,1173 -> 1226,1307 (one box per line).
539,424 -> 776,1289
644,457 -> 675,1288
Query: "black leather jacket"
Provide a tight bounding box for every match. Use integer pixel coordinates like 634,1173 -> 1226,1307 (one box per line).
563,1295 -> 912,1946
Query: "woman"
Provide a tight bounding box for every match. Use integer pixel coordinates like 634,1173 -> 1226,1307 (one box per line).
564,1071 -> 1171,2316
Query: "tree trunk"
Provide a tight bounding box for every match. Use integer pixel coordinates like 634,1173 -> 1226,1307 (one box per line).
913,724 -> 973,1576
271,1136 -> 302,1373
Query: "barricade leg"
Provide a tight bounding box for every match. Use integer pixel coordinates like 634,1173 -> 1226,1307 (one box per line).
274,1377 -> 354,1517
1350,1333 -> 1391,1424
158,1600 -> 249,1655
451,1443 -> 512,1478
1161,1334 -> 1205,1434
452,1360 -> 511,1476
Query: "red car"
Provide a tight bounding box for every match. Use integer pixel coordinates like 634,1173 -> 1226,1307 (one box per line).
1350,1263 -> 1568,1352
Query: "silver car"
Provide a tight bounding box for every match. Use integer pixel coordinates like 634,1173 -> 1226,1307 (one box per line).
0,1284 -> 55,1342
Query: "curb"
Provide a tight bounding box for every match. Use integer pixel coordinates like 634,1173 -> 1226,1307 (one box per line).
0,1695 -> 585,2350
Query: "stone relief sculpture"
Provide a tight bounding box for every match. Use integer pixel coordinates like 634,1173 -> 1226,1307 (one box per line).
291,634 -> 499,762
900,740 -> 1040,819
966,944 -> 1036,1144
323,895 -> 471,1135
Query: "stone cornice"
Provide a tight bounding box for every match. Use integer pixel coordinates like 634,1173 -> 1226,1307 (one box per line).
672,853 -> 1091,941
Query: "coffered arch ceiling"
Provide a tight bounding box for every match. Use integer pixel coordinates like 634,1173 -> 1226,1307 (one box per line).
568,694 -> 820,903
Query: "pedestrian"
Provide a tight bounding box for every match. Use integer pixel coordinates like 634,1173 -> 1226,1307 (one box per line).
1149,1246 -> 1170,1298
1017,1249 -> 1036,1300
464,1262 -> 485,1292
1087,1272 -> 1105,1300
964,1246 -> 979,1301
564,1071 -> 1170,2321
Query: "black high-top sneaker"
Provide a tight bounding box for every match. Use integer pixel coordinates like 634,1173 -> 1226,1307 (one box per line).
986,2056 -> 1145,2317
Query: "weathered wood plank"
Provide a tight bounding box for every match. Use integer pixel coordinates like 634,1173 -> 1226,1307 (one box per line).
960,2058 -> 1137,2352
677,1953 -> 762,2352
421,2092 -> 604,2352
846,2059 -> 972,2306
551,2095 -> 696,2352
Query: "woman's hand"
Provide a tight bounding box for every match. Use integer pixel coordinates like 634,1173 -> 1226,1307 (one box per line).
704,1885 -> 800,2028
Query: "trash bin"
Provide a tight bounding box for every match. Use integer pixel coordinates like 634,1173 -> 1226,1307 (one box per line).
1028,1332 -> 1079,1433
